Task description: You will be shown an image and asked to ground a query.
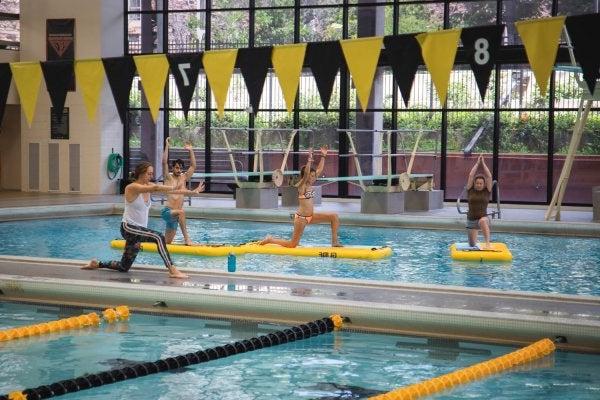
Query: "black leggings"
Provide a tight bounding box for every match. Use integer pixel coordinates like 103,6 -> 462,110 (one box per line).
99,222 -> 173,272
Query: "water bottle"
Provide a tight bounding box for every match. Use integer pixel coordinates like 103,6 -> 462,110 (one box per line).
227,253 -> 236,272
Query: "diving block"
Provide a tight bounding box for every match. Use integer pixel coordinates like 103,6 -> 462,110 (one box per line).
236,187 -> 279,209
361,191 -> 405,214
404,190 -> 444,211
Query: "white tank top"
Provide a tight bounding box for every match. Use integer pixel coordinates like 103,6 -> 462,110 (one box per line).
122,193 -> 151,227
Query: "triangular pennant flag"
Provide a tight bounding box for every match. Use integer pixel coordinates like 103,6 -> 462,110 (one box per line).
75,59 -> 105,122
133,54 -> 169,122
102,56 -> 136,125
416,29 -> 462,105
237,46 -> 272,114
0,63 -> 12,125
272,43 -> 307,113
41,59 -> 74,122
10,61 -> 43,127
383,34 -> 423,107
461,25 -> 505,101
306,41 -> 343,112
340,36 -> 383,112
515,16 -> 565,97
565,14 -> 600,94
203,49 -> 237,118
168,53 -> 202,119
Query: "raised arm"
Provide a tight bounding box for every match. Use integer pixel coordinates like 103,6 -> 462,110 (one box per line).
161,137 -> 170,179
184,143 -> 196,180
480,155 -> 493,192
315,145 -> 328,176
298,149 -> 314,187
466,155 -> 481,190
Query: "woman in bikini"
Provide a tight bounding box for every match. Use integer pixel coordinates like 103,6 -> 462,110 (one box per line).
260,146 -> 342,248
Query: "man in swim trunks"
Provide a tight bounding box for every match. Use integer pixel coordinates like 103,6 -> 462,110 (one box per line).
161,137 -> 204,246
259,146 -> 342,248
466,154 -> 493,249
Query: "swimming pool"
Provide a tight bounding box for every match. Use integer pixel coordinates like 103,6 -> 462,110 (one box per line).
1,301 -> 599,400
1,215 -> 599,296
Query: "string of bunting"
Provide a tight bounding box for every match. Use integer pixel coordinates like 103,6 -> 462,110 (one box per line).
1,13 -> 597,129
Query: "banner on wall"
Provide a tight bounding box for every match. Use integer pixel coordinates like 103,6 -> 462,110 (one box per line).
238,47 -> 272,114
416,29 -> 462,105
383,34 -> 423,107
102,56 -> 136,126
461,25 -> 505,101
47,19 -> 75,91
168,53 -> 203,119
306,41 -> 343,112
41,60 -> 74,122
0,64 -> 12,126
515,16 -> 565,97
564,13 -> 600,94
203,49 -> 238,118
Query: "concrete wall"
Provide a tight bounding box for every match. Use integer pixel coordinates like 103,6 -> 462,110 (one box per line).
0,105 -> 21,189
18,0 -> 123,194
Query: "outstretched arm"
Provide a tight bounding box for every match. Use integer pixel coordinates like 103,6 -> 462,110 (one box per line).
170,182 -> 205,196
184,143 -> 196,180
466,155 -> 481,190
315,145 -> 328,176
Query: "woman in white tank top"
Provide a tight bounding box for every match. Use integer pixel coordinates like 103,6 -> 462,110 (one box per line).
82,161 -> 194,279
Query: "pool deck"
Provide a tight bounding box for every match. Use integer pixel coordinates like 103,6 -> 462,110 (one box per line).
0,191 -> 599,352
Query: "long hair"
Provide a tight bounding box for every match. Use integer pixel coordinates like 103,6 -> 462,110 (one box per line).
133,161 -> 152,180
300,164 -> 316,179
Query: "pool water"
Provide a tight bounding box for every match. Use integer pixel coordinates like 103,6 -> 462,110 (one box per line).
0,216 -> 599,295
1,302 -> 599,400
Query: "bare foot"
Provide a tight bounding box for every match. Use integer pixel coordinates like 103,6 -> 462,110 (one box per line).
259,235 -> 272,245
332,242 -> 343,247
81,259 -> 99,270
482,243 -> 492,250
168,266 -> 189,279
184,239 -> 194,246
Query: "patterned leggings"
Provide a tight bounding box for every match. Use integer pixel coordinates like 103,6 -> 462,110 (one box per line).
99,222 -> 173,272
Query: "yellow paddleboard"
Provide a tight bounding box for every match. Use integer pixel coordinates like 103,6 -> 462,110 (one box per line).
450,242 -> 512,262
110,240 -> 392,260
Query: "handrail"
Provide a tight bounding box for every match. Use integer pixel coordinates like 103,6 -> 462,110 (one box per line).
456,180 -> 501,219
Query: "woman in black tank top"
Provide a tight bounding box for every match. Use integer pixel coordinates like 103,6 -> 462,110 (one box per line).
466,155 -> 493,249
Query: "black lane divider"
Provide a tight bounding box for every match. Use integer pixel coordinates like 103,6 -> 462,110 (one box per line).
2,316 -> 341,400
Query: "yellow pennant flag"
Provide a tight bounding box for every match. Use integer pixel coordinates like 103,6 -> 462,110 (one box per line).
416,29 -> 462,105
133,54 -> 169,122
272,43 -> 307,113
10,62 -> 42,127
203,49 -> 238,118
74,59 -> 105,122
515,16 -> 565,97
340,36 -> 383,112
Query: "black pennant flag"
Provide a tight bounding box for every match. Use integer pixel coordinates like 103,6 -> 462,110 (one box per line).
102,56 -> 136,125
306,41 -> 343,111
0,63 -> 12,126
237,46 -> 272,114
41,59 -> 74,122
461,25 -> 504,101
383,34 -> 422,107
565,14 -> 600,94
168,53 -> 202,119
